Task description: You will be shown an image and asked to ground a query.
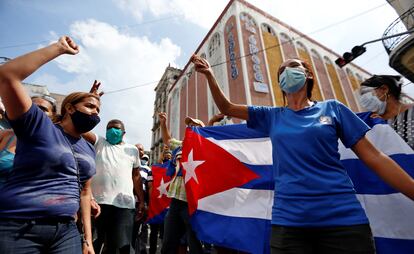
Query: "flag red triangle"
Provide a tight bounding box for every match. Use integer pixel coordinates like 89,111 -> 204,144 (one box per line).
181,128 -> 259,214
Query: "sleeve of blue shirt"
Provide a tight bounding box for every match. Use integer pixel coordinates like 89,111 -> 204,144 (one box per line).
335,101 -> 370,148
7,103 -> 51,140
246,105 -> 275,135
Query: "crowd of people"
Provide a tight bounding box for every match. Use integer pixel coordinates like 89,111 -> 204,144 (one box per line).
0,36 -> 413,254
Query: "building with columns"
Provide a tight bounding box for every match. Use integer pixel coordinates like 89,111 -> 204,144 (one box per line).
165,0 -> 372,140
150,65 -> 182,163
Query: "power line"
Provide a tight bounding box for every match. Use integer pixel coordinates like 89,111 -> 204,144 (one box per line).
104,80 -> 159,94
103,1 -> 391,95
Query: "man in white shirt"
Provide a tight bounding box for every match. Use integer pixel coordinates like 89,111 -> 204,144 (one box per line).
84,119 -> 144,254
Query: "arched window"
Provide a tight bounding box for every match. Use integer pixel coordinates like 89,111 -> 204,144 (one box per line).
261,23 -> 276,35
323,56 -> 333,65
296,41 -> 308,52
240,12 -> 257,26
311,49 -> 322,59
280,32 -> 291,43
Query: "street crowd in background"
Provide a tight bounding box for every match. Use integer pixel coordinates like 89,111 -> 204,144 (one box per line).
0,36 -> 414,254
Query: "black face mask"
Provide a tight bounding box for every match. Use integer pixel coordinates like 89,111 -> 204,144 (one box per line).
70,110 -> 100,133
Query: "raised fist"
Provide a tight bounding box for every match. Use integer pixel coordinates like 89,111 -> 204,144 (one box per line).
158,112 -> 167,124
57,36 -> 79,55
191,54 -> 211,75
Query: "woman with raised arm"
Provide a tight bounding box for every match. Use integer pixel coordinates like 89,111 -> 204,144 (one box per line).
0,36 -> 100,254
192,54 -> 414,254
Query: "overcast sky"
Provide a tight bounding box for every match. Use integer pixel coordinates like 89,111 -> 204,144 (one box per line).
0,0 -> 408,148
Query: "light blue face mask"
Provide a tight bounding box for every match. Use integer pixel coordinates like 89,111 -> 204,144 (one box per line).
106,128 -> 123,145
359,91 -> 387,115
279,67 -> 307,93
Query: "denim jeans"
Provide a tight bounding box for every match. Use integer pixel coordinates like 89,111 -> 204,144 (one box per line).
271,224 -> 376,254
161,198 -> 203,254
0,218 -> 81,254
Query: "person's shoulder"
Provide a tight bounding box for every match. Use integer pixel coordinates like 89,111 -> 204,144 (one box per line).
319,99 -> 340,106
80,137 -> 96,153
123,142 -> 139,155
318,99 -> 347,110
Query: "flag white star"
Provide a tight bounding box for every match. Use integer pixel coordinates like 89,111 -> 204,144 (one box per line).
182,149 -> 205,184
157,177 -> 171,198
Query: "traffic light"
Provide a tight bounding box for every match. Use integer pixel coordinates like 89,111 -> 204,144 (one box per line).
335,45 -> 366,68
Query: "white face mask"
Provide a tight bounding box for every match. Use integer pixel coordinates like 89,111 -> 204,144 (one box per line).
359,91 -> 387,115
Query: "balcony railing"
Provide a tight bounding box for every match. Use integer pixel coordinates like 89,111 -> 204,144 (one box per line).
383,6 -> 414,54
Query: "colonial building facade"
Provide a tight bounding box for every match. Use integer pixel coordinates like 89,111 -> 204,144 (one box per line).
165,0 -> 372,140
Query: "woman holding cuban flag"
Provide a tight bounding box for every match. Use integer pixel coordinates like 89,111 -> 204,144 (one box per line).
191,54 -> 414,254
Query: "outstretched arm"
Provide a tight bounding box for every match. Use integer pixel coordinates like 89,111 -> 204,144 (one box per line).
191,54 -> 248,120
352,136 -> 414,200
158,112 -> 172,146
0,36 -> 79,120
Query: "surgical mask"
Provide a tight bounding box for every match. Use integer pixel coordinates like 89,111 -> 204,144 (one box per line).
106,128 -> 123,145
70,110 -> 100,133
359,91 -> 387,115
279,67 -> 307,93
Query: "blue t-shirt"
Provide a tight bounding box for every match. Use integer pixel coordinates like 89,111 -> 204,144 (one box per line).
247,100 -> 370,227
0,104 -> 96,219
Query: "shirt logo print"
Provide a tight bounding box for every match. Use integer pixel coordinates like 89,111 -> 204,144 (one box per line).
319,116 -> 332,125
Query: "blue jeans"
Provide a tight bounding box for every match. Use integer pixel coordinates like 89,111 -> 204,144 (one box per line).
0,218 -> 81,254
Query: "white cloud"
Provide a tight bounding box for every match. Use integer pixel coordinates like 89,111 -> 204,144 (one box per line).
112,0 -> 399,75
47,19 -> 181,148
113,0 -> 227,29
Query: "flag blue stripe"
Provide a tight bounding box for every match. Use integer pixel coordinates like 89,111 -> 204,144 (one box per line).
239,164 -> 274,190
191,210 -> 271,254
147,209 -> 168,224
374,237 -> 414,254
194,124 -> 267,140
343,154 -> 414,194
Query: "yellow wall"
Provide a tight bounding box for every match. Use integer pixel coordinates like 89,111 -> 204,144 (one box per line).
347,70 -> 360,91
325,62 -> 348,105
262,31 -> 284,106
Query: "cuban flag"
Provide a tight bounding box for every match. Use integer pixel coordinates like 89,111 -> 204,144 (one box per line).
147,162 -> 172,224
340,112 -> 414,254
181,113 -> 414,254
181,124 -> 274,254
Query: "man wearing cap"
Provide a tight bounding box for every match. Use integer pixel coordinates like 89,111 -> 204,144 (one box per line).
158,112 -> 225,254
